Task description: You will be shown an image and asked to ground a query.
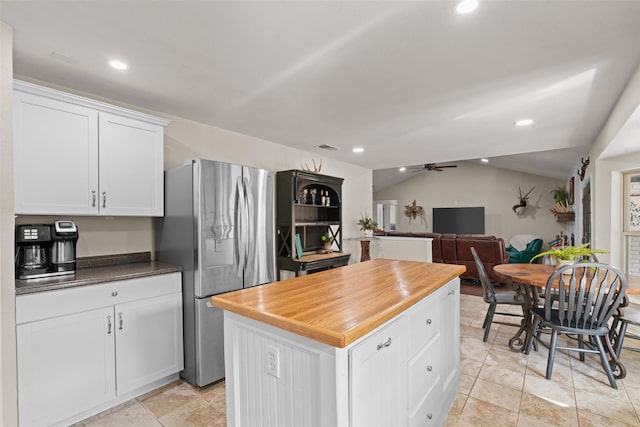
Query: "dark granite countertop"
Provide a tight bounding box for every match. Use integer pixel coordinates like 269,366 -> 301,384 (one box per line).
16,252 -> 182,295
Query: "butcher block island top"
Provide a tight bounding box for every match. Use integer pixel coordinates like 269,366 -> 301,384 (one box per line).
210,258 -> 465,348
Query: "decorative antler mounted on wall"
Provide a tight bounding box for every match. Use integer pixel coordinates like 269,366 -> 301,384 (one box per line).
404,200 -> 424,220
301,159 -> 322,173
579,157 -> 589,181
512,186 -> 534,215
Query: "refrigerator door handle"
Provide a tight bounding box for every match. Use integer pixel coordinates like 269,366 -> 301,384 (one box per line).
244,176 -> 256,265
236,177 -> 247,276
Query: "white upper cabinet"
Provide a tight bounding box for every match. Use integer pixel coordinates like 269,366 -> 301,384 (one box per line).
13,80 -> 170,216
13,91 -> 99,215
98,112 -> 164,216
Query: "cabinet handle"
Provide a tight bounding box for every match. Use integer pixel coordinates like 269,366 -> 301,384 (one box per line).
427,365 -> 433,372
427,413 -> 433,420
107,315 -> 112,334
102,192 -> 107,208
112,291 -> 118,297
118,312 -> 123,330
426,318 -> 432,325
377,337 -> 392,351
92,190 -> 96,207
448,289 -> 456,296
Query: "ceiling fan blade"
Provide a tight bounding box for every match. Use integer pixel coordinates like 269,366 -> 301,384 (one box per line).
406,163 -> 457,172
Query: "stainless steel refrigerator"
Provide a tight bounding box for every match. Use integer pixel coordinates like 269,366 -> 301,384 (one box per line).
155,159 -> 276,386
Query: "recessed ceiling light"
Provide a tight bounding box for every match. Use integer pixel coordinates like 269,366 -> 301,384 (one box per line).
514,119 -> 534,127
399,167 -> 407,172
109,60 -> 128,71
481,158 -> 489,163
352,147 -> 364,153
455,0 -> 479,15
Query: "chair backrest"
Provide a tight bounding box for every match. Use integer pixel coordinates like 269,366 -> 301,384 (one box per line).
543,262 -> 627,329
470,247 -> 497,303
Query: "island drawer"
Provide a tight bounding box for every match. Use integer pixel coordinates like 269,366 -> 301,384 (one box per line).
407,331 -> 443,414
407,289 -> 441,356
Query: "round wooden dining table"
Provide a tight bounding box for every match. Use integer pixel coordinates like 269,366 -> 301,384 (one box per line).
493,263 -> 640,353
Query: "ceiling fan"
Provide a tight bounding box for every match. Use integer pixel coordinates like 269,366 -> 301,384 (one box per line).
408,163 -> 458,172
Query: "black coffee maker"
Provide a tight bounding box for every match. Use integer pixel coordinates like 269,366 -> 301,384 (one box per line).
15,221 -> 79,279
15,224 -> 53,279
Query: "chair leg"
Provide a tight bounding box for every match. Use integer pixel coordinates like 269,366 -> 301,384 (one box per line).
525,317 -> 540,355
614,321 -> 629,358
483,304 -> 496,342
609,317 -> 619,341
593,335 -> 617,389
482,304 -> 493,329
546,329 -> 559,379
578,335 -> 586,362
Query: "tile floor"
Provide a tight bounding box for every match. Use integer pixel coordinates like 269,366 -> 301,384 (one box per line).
75,294 -> 640,426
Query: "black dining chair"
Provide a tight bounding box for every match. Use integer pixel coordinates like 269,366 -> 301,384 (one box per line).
470,247 -> 526,342
525,262 -> 628,388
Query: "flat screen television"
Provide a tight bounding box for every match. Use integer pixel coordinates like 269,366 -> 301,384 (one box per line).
433,207 -> 485,234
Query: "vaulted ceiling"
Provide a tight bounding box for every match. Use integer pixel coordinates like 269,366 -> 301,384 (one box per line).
2,1 -> 639,190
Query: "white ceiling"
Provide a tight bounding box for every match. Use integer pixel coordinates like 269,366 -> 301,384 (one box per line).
2,1 -> 640,191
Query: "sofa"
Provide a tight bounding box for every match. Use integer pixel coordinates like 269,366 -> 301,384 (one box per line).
373,231 -> 509,283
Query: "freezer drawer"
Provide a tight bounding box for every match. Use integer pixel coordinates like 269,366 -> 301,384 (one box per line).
192,297 -> 226,386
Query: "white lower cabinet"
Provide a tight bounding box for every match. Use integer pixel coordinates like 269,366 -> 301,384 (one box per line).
17,307 -> 116,427
16,273 -> 183,427
223,277 -> 460,427
115,292 -> 184,395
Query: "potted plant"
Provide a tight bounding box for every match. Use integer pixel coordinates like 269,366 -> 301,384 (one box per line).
530,243 -> 607,270
550,186 -> 573,219
357,213 -> 378,237
320,233 -> 334,252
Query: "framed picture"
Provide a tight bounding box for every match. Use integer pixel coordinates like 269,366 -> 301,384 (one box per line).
569,177 -> 575,205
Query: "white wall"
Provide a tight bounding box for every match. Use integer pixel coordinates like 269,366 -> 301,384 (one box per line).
0,21 -> 18,427
585,63 -> 640,268
159,113 -> 372,240
13,76 -> 373,257
373,161 -> 564,246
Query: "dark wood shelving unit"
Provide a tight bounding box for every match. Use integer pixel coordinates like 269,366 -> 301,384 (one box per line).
276,170 -> 350,277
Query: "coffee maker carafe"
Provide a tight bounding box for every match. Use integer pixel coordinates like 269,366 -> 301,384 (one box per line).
15,224 -> 53,279
51,220 -> 78,273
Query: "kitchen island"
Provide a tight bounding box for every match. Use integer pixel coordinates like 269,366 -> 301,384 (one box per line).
211,258 -> 465,427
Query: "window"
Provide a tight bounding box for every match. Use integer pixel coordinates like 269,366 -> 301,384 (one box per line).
623,171 -> 640,275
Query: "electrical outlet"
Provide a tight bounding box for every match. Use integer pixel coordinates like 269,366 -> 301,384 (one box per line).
266,344 -> 280,378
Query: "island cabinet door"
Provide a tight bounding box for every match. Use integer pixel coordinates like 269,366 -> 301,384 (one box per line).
440,280 -> 460,399
114,291 -> 184,395
16,306 -> 116,427
349,316 -> 408,427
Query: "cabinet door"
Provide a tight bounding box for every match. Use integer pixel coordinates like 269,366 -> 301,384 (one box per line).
17,307 -> 116,426
350,316 -> 407,427
440,280 -> 460,397
14,91 -> 99,215
115,292 -> 183,395
98,112 -> 164,216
